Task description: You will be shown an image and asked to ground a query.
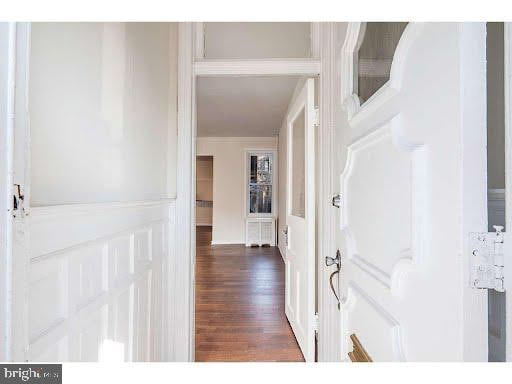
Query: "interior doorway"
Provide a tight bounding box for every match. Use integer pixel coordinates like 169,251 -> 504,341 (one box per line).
193,74 -> 317,362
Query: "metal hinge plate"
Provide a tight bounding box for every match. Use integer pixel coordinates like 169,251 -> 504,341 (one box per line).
469,226 -> 505,292
313,312 -> 319,333
313,107 -> 320,127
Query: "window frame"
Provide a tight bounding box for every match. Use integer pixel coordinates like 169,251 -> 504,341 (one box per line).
245,149 -> 277,218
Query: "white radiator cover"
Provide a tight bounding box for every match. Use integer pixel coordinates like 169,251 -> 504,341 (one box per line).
245,218 -> 276,247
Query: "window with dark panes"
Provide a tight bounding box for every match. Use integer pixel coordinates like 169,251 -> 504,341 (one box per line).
248,153 -> 273,215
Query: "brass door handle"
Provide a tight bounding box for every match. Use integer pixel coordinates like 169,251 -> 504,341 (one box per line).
326,250 -> 342,310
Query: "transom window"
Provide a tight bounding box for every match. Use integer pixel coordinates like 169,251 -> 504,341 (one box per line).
247,152 -> 273,215
355,22 -> 408,104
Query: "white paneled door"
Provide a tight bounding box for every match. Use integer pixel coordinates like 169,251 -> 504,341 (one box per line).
335,23 -> 488,361
285,78 -> 316,361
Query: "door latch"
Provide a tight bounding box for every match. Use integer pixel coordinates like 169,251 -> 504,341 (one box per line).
332,194 -> 341,208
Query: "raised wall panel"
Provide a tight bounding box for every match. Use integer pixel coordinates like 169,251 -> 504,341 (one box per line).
26,200 -> 174,362
29,257 -> 67,342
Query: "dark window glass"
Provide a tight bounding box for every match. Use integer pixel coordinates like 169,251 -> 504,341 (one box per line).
249,154 -> 272,214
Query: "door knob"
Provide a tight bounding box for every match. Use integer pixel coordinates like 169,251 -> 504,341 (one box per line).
325,249 -> 341,269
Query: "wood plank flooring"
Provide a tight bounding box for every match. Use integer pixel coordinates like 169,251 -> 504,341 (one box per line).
195,226 -> 304,362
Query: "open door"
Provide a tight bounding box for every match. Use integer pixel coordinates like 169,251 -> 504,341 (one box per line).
334,23 -> 488,361
284,78 -> 316,362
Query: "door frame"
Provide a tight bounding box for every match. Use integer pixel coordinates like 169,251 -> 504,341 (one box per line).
0,22 -> 17,362
176,22 -> 340,361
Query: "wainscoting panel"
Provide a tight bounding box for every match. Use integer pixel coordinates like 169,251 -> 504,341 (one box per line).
24,199 -> 175,362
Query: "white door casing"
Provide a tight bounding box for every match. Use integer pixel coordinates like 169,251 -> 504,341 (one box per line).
337,23 -> 488,361
284,78 -> 316,362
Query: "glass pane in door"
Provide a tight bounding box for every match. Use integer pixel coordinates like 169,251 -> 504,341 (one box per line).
291,108 -> 305,218
356,22 -> 408,104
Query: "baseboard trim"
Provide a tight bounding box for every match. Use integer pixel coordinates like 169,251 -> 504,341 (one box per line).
210,240 -> 245,245
277,244 -> 286,262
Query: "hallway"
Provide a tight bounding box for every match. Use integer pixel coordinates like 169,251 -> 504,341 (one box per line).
195,227 -> 304,362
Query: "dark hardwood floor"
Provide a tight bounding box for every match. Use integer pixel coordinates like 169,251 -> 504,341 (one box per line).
195,226 -> 304,362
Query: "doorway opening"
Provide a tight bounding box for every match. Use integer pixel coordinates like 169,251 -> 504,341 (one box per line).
193,74 -> 317,362
486,21 -> 506,362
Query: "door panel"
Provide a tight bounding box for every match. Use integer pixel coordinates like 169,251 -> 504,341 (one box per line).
285,78 -> 315,361
336,23 -> 488,361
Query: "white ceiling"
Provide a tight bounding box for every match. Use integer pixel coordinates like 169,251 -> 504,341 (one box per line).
197,76 -> 299,137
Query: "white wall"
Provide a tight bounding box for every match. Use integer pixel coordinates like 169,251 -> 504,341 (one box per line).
11,22 -> 179,362
204,23 -> 311,59
196,137 -> 277,244
29,22 -> 178,206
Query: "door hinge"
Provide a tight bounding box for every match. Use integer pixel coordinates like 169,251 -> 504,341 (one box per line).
469,226 -> 506,292
313,312 -> 319,334
313,107 -> 320,127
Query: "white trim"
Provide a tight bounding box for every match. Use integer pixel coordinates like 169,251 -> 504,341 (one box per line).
0,22 -> 16,362
317,23 -> 341,362
194,59 -> 321,77
174,22 -> 195,362
210,240 -> 244,245
459,22 -> 488,361
30,199 -> 175,220
197,136 -> 278,144
9,21 -> 31,362
277,243 -> 286,262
